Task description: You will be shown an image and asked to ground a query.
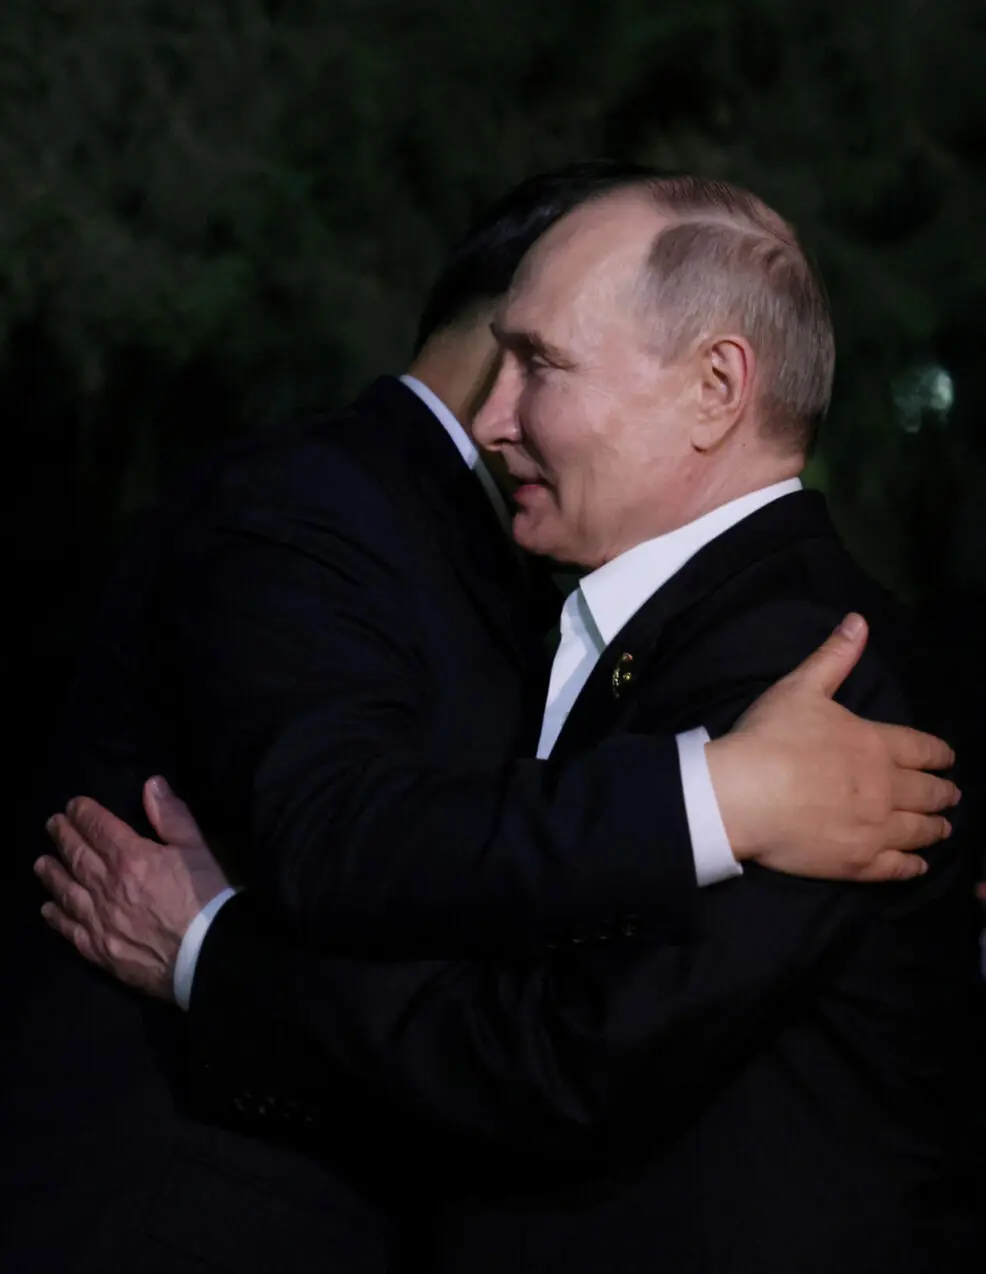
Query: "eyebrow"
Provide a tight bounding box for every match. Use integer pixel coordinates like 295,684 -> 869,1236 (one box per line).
489,320 -> 576,370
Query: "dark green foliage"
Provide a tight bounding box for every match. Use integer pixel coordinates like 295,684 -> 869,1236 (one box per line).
3,0 -> 984,611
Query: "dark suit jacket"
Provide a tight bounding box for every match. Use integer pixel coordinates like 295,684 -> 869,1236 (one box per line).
1,378 -> 700,1274
183,490 -> 981,1274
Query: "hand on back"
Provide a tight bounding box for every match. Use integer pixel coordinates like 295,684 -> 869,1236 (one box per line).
708,614 -> 958,883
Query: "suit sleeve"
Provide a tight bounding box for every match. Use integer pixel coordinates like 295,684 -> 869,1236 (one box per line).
157,452 -> 694,956
184,602 -> 917,1156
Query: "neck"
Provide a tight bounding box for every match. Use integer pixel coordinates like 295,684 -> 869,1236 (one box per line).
407,328 -> 500,433
597,451 -> 803,567
676,451 -> 803,528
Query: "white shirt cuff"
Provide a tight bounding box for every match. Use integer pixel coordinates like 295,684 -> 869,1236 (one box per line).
677,727 -> 743,888
173,886 -> 241,1011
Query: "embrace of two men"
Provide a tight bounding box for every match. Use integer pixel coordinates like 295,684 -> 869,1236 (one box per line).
9,164 -> 981,1273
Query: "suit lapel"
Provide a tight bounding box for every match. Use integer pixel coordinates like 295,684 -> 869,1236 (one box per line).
551,490 -> 838,762
333,378 -> 553,676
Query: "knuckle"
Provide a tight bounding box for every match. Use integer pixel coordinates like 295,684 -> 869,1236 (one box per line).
844,838 -> 867,868
875,855 -> 903,881
844,842 -> 871,874
72,799 -> 96,833
74,924 -> 96,959
129,857 -> 151,890
64,842 -> 85,877
107,904 -> 130,939
900,816 -> 923,849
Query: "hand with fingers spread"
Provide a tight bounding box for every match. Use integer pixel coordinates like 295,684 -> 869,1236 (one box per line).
35,613 -> 961,1006
35,777 -> 229,1001
707,613 -> 959,883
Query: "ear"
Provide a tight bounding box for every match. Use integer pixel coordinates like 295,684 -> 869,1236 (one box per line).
690,336 -> 753,451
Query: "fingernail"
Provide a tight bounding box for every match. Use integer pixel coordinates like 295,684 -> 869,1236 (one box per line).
838,613 -> 865,640
149,776 -> 170,798
918,859 -> 929,875
33,857 -> 46,875
66,798 -> 80,818
45,817 -> 56,836
40,902 -> 54,919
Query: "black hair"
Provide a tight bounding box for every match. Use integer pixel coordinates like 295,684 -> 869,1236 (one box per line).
413,159 -> 668,354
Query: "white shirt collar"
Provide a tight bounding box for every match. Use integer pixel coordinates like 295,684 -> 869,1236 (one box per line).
400,374 -> 480,469
399,374 -> 511,531
579,478 -> 803,646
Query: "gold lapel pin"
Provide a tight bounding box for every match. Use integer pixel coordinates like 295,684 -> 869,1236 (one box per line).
611,652 -> 635,699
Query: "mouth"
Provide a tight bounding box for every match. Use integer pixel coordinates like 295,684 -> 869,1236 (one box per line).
510,478 -> 552,509
505,464 -> 547,489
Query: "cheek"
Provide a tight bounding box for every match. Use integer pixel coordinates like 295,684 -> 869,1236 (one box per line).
527,393 -> 594,502
523,381 -> 589,474
514,467 -> 591,562
519,381 -> 561,454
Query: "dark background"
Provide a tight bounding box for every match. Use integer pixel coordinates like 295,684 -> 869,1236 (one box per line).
4,2 -> 984,909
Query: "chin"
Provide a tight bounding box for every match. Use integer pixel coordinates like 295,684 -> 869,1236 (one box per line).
513,518 -> 573,564
510,512 -> 543,550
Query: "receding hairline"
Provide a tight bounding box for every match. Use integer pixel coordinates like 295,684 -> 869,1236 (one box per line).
506,182 -> 800,317
505,185 -> 666,296
501,176 -> 834,450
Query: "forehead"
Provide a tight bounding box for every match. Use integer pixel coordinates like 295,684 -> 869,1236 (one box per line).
504,192 -> 668,330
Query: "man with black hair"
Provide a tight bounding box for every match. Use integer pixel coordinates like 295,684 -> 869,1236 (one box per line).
14,162 -> 955,1274
412,161 -> 662,354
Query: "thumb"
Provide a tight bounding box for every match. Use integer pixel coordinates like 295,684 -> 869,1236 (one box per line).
143,776 -> 207,849
785,613 -> 869,699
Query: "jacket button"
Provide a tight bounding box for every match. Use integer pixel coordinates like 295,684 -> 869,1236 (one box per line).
620,915 -> 640,938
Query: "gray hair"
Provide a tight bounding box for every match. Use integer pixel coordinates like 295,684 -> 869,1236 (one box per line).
637,176 -> 835,451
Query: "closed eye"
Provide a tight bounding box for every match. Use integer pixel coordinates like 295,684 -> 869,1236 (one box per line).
490,321 -> 574,373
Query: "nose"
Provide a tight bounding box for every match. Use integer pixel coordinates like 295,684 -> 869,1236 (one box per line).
473,356 -> 523,454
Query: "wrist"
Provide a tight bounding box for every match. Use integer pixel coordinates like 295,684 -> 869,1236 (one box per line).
705,734 -> 778,863
173,886 -> 239,1011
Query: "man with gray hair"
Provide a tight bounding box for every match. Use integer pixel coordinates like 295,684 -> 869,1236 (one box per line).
37,173 -> 978,1272
457,175 -> 975,1271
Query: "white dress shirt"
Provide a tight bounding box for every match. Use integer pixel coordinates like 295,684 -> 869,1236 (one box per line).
399,374 -> 513,532
538,479 -> 804,758
536,478 -> 803,892
172,385 -> 795,1009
